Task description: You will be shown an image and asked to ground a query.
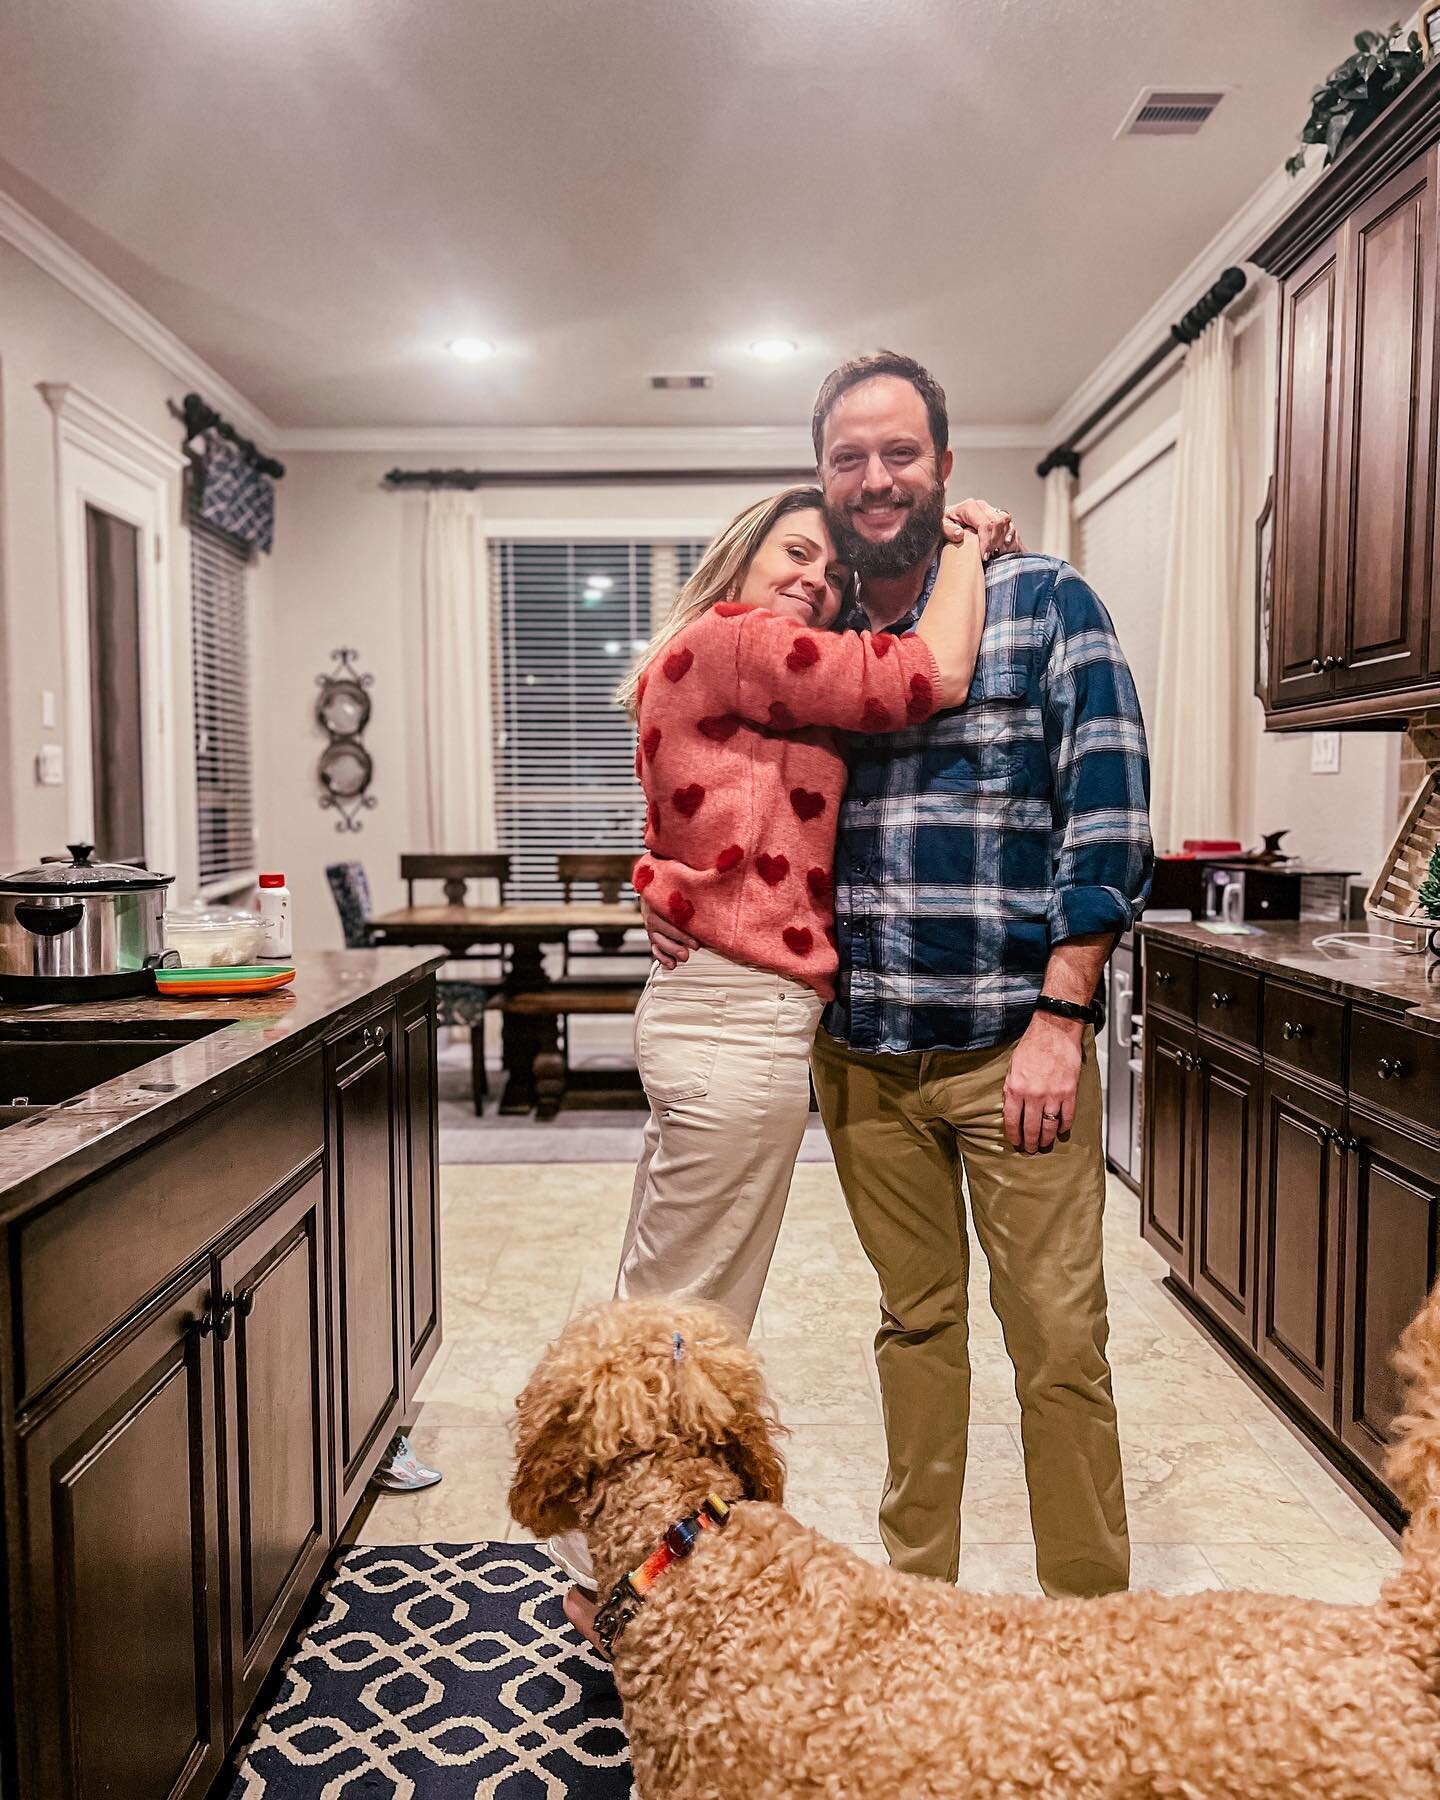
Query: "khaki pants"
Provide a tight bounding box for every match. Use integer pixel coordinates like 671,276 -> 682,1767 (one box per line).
810,1026 -> 1128,1598
550,948 -> 824,1590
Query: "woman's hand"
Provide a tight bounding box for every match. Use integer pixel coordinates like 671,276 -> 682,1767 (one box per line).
945,498 -> 1024,560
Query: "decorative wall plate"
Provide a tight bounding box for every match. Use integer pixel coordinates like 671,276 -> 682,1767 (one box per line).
316,648 -> 377,832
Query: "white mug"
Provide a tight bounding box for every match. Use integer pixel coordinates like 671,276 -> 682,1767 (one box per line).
1221,881 -> 1244,924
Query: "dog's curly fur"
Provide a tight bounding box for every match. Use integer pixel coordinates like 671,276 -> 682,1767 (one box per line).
510,1293 -> 1440,1798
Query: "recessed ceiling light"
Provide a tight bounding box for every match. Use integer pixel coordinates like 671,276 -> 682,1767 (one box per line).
750,338 -> 798,362
447,337 -> 496,363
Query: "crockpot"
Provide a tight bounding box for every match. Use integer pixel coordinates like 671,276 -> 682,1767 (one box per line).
0,843 -> 178,1000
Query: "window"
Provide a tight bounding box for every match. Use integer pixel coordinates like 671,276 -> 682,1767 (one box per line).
190,522 -> 256,893
490,538 -> 706,902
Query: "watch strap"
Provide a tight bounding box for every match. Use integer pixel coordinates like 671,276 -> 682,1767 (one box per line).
1033,993 -> 1103,1027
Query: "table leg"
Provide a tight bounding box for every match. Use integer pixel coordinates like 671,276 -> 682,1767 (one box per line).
498,938 -> 554,1115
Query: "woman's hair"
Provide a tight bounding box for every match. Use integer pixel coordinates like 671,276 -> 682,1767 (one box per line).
615,485 -> 838,714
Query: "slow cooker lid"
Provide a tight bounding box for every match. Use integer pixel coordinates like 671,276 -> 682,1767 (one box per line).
0,842 -> 174,894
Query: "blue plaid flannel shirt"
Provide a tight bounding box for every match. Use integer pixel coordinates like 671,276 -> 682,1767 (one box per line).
824,552 -> 1153,1054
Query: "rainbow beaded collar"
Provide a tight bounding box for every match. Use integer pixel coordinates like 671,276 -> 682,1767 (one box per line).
592,1492 -> 732,1659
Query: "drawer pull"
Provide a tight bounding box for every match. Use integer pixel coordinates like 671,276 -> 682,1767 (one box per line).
1154,970 -> 1173,984
1345,1136 -> 1361,1154
1281,1020 -> 1308,1041
1310,658 -> 1323,674
236,1291 -> 256,1320
1210,990 -> 1232,1007
1377,1057 -> 1408,1081
361,1023 -> 388,1050
196,1291 -> 236,1342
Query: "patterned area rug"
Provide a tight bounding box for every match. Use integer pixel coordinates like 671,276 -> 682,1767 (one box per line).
227,1543 -> 634,1798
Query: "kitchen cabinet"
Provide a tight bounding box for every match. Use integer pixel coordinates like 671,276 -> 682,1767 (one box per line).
1140,1013 -> 1194,1281
399,986 -> 442,1399
1190,1039 -> 1261,1346
1255,66 -> 1440,727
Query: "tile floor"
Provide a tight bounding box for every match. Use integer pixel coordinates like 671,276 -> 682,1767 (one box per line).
361,1159 -> 1401,1604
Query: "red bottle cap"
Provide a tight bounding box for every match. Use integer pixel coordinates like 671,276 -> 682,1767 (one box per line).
259,872 -> 286,887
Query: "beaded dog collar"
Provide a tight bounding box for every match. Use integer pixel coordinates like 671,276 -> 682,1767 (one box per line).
592,1492 -> 732,1659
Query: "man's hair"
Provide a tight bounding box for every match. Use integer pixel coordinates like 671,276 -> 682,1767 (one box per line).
811,350 -> 950,464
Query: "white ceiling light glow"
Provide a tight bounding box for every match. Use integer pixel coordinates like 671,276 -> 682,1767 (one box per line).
447,337 -> 496,362
750,338 -> 798,362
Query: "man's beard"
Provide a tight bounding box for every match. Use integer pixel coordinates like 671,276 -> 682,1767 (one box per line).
827,480 -> 947,581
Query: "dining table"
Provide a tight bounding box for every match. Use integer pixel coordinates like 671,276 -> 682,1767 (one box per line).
368,901 -> 646,1111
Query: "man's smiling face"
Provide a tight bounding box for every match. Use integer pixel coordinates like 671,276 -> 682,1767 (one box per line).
819,375 -> 954,580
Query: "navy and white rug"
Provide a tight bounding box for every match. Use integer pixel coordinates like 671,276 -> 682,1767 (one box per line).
228,1543 -> 634,1798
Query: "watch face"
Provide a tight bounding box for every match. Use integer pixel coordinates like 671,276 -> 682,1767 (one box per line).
318,740 -> 373,799
316,678 -> 371,738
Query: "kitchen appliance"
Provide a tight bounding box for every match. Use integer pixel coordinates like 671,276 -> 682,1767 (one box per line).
0,843 -> 177,1000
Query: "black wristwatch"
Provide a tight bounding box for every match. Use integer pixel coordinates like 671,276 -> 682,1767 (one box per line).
1033,993 -> 1104,1028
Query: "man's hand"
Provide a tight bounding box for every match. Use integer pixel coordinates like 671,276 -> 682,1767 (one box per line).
640,895 -> 699,969
1003,1013 -> 1083,1154
946,498 -> 1026,561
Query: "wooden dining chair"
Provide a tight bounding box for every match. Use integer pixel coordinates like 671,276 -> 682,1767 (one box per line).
400,853 -> 511,908
556,852 -> 647,977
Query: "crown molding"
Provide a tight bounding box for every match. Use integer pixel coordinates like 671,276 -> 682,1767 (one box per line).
1042,159 -> 1320,448
271,421 -> 1047,460
0,186 -> 278,448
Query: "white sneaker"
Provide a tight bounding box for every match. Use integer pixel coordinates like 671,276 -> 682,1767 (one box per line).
372,1432 -> 443,1492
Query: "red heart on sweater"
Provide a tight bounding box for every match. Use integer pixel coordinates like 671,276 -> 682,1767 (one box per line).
871,633 -> 894,658
697,714 -> 741,742
714,601 -> 751,618
634,863 -> 655,892
790,787 -> 826,822
666,891 -> 695,928
664,647 -> 694,682
673,783 -> 705,819
861,699 -> 891,731
768,700 -> 798,731
807,867 -> 832,902
783,926 -> 813,957
642,726 -> 662,761
755,853 -> 790,887
906,672 -> 934,721
786,634 -> 821,672
715,844 -> 744,873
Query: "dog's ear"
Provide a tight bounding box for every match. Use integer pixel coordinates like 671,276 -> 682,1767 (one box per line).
508,1315 -> 605,1536
670,1312 -> 787,1504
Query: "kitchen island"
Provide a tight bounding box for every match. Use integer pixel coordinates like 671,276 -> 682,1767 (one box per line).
0,949 -> 445,1800
1136,920 -> 1439,1528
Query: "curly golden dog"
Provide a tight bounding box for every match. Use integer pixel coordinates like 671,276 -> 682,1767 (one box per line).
509,1292 -> 1440,1799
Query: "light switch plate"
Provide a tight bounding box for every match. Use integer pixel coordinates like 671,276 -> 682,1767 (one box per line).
35,744 -> 63,786
1310,731 -> 1341,775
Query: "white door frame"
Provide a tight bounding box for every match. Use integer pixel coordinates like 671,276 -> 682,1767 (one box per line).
42,383 -> 185,874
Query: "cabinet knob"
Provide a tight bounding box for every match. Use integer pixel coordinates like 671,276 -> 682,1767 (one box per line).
197,1291 -> 236,1342
1322,654 -> 1339,671
1346,1136 -> 1361,1154
235,1291 -> 256,1320
1281,1020 -> 1307,1041
1155,970 -> 1172,984
1210,990 -> 1231,1007
1377,1057 -> 1407,1081
1310,658 -> 1324,674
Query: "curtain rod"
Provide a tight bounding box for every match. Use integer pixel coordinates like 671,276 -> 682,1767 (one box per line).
382,465 -> 814,490
173,393 -> 286,480
1035,265 -> 1247,480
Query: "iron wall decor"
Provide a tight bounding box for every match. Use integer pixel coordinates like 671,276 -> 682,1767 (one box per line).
316,648 -> 377,832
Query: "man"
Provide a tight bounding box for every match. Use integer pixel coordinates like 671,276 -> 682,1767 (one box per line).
651,352 -> 1152,1599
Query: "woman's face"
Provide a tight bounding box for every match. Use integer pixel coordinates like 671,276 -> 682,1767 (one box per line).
736,507 -> 849,630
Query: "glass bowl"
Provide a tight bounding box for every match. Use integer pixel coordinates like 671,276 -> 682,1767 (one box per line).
163,903 -> 265,969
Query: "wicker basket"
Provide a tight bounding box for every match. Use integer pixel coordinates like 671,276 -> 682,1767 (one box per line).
1366,767 -> 1440,947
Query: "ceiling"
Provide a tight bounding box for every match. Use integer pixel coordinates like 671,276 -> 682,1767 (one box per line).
0,0 -> 1389,432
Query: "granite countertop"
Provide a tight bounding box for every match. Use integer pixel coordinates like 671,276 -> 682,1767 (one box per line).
0,949 -> 445,1223
1136,919 -> 1440,1037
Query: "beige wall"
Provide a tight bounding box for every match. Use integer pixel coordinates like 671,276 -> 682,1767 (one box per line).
259,448 -> 1043,950
1074,284 -> 1398,885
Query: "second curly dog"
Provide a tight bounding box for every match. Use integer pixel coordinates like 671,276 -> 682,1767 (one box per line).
509,1293 -> 1440,1799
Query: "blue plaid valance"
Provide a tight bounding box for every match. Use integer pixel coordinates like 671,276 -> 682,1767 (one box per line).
192,431 -> 275,553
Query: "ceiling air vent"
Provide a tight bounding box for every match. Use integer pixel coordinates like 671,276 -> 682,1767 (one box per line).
1117,88 -> 1226,138
650,373 -> 714,390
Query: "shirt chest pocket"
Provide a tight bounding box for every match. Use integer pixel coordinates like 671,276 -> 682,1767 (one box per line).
935,663 -> 1032,788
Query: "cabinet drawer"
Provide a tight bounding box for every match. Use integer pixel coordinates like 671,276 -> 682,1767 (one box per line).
1144,943 -> 1196,1019
1262,981 -> 1346,1089
1348,1011 -> 1440,1135
328,1004 -> 395,1074
1196,959 -> 1261,1052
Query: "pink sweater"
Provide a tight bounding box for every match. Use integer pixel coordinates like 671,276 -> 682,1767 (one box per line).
631,601 -> 941,999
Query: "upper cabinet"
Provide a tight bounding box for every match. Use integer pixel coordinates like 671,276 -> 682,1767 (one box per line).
1256,66 -> 1440,728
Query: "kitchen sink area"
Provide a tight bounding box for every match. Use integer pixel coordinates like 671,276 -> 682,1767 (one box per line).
0,1020 -> 228,1129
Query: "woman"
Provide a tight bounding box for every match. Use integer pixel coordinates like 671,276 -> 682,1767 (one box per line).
553,485 -> 1001,1636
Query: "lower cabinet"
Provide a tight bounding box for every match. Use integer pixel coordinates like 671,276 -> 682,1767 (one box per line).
1141,1014 -> 1194,1279
1190,1041 -> 1261,1345
399,987 -> 442,1396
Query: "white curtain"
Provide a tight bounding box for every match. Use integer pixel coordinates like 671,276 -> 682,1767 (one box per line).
421,490 -> 496,852
1151,319 -> 1241,853
1039,464 -> 1076,562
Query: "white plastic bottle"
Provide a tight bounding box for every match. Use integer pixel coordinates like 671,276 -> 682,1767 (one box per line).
255,872 -> 293,961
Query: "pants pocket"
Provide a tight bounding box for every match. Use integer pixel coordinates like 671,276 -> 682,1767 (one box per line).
636,990 -> 726,1104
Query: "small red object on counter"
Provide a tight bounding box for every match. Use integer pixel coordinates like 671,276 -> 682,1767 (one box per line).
1180,839 -> 1243,856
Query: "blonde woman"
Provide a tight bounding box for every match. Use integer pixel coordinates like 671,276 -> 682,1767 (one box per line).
553,486 -> 1015,1640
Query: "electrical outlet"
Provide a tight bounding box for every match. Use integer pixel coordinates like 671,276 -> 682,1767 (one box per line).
35,744 -> 63,786
1310,731 -> 1341,775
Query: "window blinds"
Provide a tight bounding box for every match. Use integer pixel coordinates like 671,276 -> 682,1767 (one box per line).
490,538 -> 706,902
190,522 -> 256,893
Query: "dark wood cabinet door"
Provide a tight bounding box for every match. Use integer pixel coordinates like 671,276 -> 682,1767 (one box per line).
217,1165 -> 332,1729
399,987 -> 442,1400
1258,1070 -> 1346,1428
1271,233 -> 1347,708
1142,1015 -> 1194,1281
16,1269 -> 224,1800
1340,1112 -> 1440,1481
1190,1042 -> 1261,1346
1335,153 -> 1436,695
329,1016 -> 403,1526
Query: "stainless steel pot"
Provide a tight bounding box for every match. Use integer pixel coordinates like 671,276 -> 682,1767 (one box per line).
0,843 -> 176,1000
